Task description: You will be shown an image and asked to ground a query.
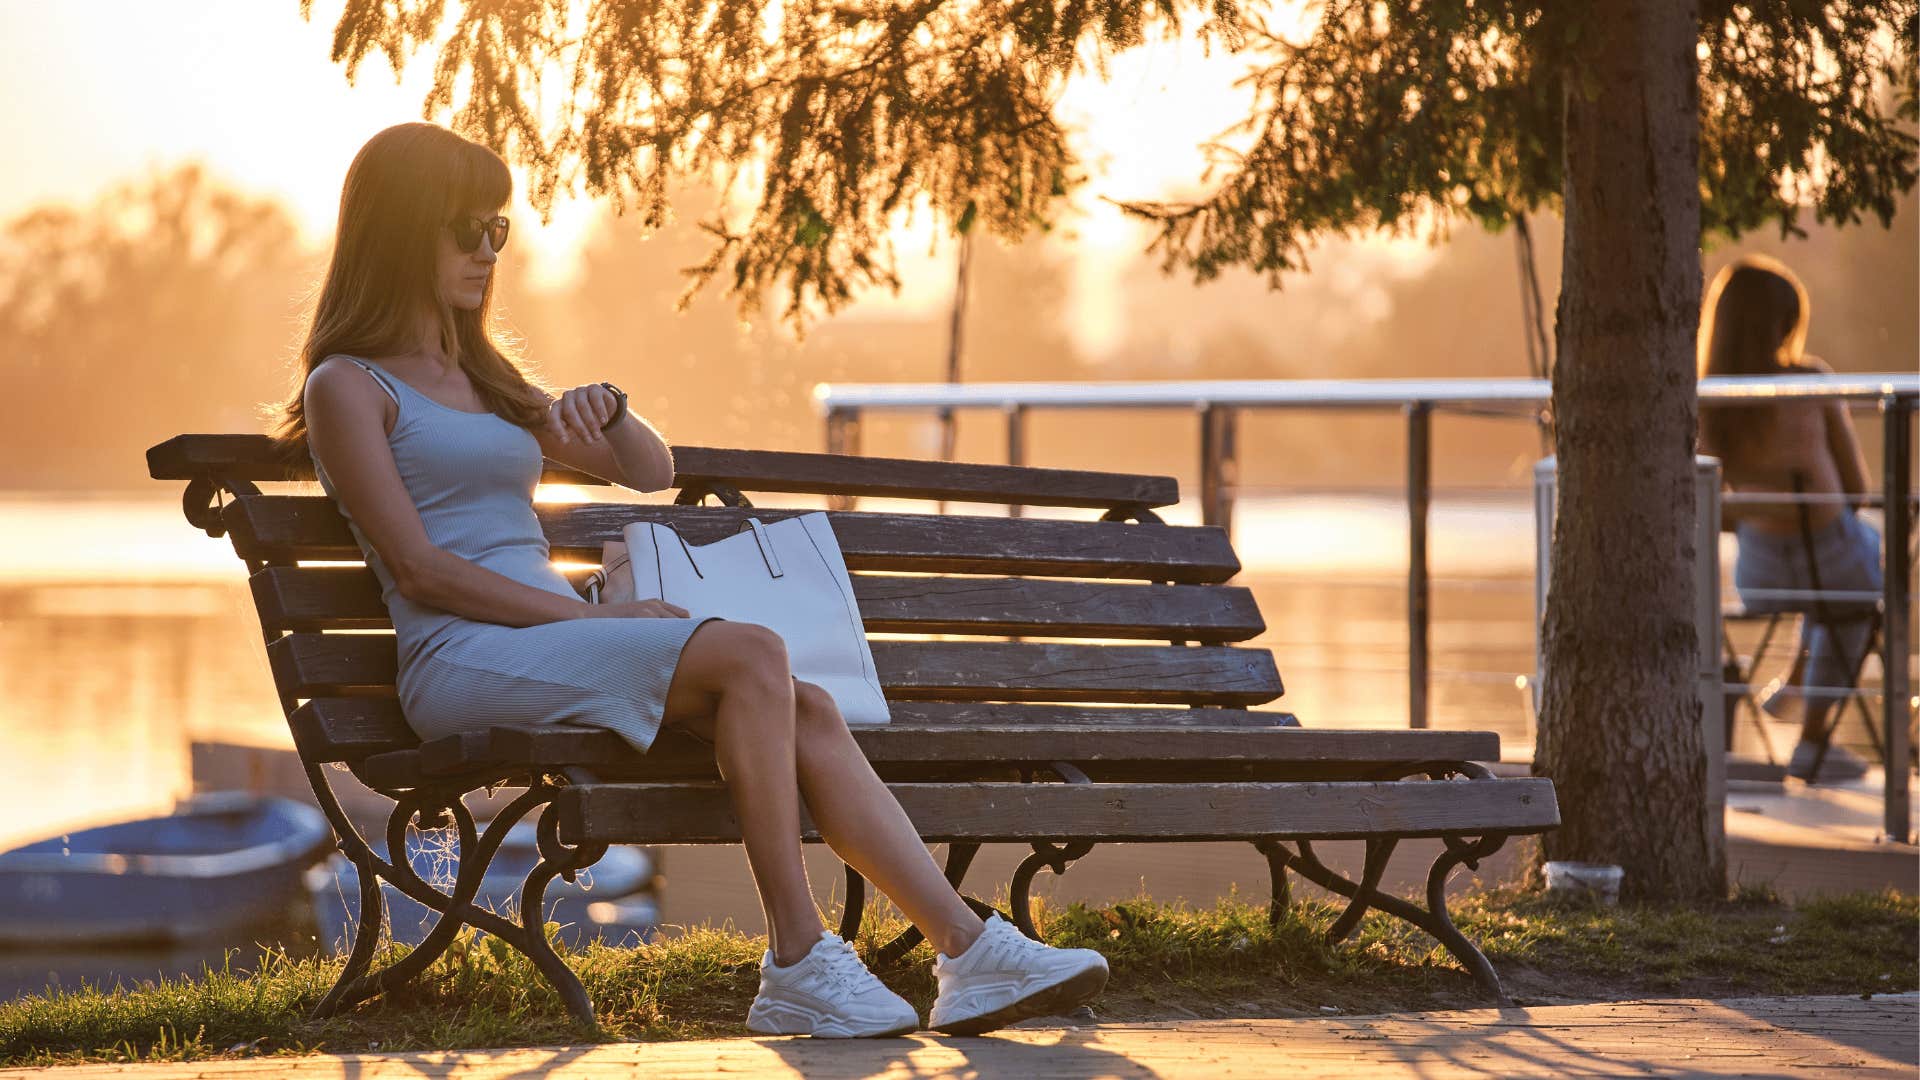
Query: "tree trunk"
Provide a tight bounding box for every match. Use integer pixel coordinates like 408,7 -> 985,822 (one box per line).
1536,0 -> 1723,901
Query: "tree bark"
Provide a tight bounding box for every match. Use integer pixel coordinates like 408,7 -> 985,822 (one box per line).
1536,0 -> 1723,901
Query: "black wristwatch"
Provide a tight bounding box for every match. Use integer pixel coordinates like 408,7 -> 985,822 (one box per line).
598,381 -> 628,432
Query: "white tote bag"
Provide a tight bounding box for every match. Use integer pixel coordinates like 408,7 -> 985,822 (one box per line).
584,513 -> 891,726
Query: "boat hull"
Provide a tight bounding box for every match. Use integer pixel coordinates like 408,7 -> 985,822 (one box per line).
0,793 -> 333,948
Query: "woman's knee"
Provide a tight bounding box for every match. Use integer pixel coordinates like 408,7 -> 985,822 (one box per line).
793,679 -> 848,736
681,621 -> 791,696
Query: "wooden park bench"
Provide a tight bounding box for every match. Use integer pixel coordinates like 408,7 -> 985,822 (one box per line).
149,433 -> 1559,1025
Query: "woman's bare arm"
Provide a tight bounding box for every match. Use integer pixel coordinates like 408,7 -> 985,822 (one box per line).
531,389 -> 675,492
1824,398 -> 1873,507
304,359 -> 595,626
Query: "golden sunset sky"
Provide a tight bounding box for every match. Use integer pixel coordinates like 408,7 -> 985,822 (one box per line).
0,0 -> 1354,348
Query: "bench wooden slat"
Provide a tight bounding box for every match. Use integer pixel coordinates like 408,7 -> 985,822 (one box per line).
363,729 -> 1504,790
223,498 -> 1241,583
288,697 -> 417,761
147,435 -> 1179,510
287,698 -> 1322,763
267,634 -> 1283,706
460,724 -> 1498,776
560,779 -> 1562,844
250,566 -> 1267,642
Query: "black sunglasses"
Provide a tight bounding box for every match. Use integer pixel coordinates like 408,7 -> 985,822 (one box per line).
448,214 -> 510,254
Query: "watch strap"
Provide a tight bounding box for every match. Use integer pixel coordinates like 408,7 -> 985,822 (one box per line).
598,381 -> 628,432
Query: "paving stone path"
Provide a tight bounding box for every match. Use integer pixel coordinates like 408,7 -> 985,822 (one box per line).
7,994 -> 1915,1078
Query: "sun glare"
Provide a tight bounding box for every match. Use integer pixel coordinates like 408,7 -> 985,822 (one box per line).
0,0 -> 1418,334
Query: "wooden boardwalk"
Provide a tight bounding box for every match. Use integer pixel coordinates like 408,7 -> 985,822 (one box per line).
8,995 -> 1913,1078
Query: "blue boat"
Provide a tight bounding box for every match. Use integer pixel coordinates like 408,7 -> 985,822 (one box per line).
309,822 -> 659,952
0,792 -> 333,947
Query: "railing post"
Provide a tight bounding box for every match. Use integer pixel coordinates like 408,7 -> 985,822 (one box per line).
1882,394 -> 1913,844
825,406 -> 862,513
1006,404 -> 1028,519
1408,402 -> 1433,730
1200,404 -> 1238,542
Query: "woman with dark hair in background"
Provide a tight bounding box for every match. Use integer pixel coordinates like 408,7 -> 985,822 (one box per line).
1697,254 -> 1881,783
270,122 -> 1108,1036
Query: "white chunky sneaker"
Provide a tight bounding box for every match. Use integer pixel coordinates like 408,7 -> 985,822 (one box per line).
745,932 -> 919,1038
929,914 -> 1109,1035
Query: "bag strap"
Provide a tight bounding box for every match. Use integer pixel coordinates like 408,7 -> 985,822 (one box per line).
642,518 -> 787,585
739,518 -> 785,578
650,522 -> 702,583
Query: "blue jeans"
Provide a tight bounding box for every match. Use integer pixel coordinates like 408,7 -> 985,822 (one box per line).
1733,512 -> 1883,709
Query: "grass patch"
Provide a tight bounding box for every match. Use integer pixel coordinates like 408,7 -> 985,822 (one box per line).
3,887 -> 1912,1067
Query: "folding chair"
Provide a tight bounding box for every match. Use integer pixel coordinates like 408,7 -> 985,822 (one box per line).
1720,476 -> 1884,775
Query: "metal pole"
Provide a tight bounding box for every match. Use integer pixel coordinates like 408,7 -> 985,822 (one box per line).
1199,405 -> 1238,541
1408,402 -> 1432,730
1006,404 -> 1027,519
1882,394 -> 1913,844
825,406 -> 862,514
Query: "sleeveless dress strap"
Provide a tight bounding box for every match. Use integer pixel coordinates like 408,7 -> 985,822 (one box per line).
328,354 -> 402,407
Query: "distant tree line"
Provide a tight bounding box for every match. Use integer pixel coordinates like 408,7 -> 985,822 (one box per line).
0,164 -> 1909,492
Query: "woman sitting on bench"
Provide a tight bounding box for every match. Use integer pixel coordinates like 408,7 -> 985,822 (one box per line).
1697,254 -> 1881,783
269,121 -> 1108,1037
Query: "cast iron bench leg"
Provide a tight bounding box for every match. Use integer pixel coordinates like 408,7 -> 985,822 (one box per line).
1286,834 -> 1513,1005
304,770 -> 607,1027
1252,839 -> 1292,924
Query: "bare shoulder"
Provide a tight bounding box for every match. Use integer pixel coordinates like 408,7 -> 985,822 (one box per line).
1785,355 -> 1835,375
305,355 -> 396,436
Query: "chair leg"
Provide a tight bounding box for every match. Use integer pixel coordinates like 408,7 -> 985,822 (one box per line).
1846,617 -> 1887,761
1724,614 -> 1785,766
1806,613 -> 1883,777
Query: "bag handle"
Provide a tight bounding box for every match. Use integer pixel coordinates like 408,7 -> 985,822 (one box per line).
739,517 -> 784,578
644,518 -> 785,580
651,522 -> 704,581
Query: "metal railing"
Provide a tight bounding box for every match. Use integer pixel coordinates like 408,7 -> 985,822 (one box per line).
815,373 -> 1918,842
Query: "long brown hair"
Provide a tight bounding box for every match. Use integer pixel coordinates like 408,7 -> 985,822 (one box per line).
267,123 -> 548,459
1697,254 -> 1812,454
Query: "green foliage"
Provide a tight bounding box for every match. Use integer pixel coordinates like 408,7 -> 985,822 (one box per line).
307,1 -> 1914,322
1123,1 -> 1918,287
304,0 -> 1244,327
4,889 -> 1913,1066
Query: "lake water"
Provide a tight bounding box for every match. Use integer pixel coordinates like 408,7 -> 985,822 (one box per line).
0,489 -> 1888,998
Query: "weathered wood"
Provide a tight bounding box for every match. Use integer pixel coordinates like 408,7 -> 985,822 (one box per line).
560,779 -> 1562,844
673,446 -> 1179,510
288,697 -> 418,760
250,565 -> 1266,641
438,723 -> 1496,774
285,698 -> 1328,764
266,633 -> 1283,705
840,575 -> 1265,641
358,724 -> 1503,789
147,435 -> 1179,510
221,498 -> 1241,582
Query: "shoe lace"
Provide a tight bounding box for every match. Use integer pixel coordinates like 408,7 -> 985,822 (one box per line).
963,919 -> 1044,970
818,937 -> 876,992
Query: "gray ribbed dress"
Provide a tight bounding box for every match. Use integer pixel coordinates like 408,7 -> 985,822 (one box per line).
309,355 -> 724,752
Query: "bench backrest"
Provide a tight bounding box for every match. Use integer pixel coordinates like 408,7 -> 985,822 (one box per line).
150,435 -> 1284,770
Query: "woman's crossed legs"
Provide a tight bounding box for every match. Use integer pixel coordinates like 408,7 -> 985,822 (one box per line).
657,619 -> 984,965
